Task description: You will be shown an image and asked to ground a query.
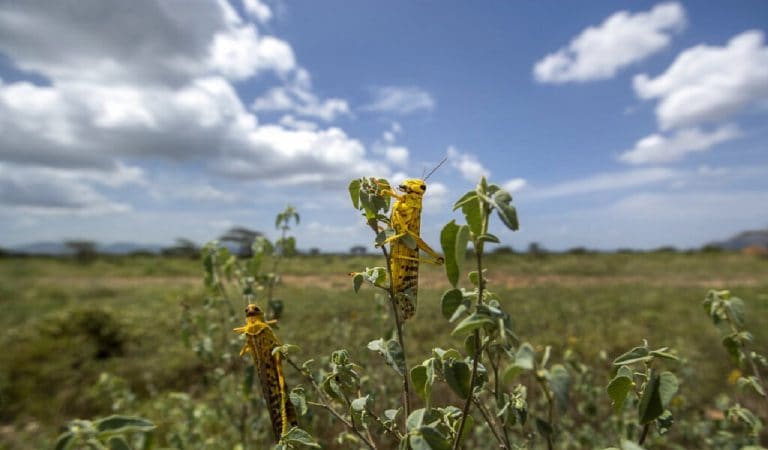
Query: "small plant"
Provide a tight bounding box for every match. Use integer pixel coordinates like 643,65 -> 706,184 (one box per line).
54,415 -> 155,450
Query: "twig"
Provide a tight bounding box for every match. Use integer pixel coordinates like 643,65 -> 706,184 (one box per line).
472,398 -> 508,449
285,357 -> 379,450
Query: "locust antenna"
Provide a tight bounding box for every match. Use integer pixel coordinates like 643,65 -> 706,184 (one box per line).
424,156 -> 448,181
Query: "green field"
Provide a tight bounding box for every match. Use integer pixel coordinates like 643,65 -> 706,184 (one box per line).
1,252 -> 766,448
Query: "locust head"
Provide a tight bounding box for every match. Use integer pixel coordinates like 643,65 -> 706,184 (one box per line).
398,178 -> 427,197
244,304 -> 265,322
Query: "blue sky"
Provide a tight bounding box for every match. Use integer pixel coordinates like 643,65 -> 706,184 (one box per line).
1,0 -> 767,251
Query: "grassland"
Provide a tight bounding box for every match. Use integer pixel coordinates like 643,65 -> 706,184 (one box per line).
0,251 -> 766,448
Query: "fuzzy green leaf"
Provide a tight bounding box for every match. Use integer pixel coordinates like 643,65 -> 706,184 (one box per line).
659,371 -> 679,407
444,360 -> 472,399
441,289 -> 464,320
607,375 -> 633,413
95,416 -> 155,434
638,370 -> 664,424
440,221 -> 460,287
108,436 -> 131,450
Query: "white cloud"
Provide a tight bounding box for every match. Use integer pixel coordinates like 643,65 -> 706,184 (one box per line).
382,122 -> 403,143
503,178 -> 527,193
619,125 -> 741,165
533,2 -> 685,84
447,146 -> 490,183
384,146 -> 409,167
531,168 -> 681,198
0,164 -> 131,214
208,26 -> 295,79
242,0 -> 272,23
633,30 -> 768,130
0,0 -> 384,206
182,185 -> 238,203
363,86 -> 435,115
279,114 -> 319,131
252,69 -> 350,121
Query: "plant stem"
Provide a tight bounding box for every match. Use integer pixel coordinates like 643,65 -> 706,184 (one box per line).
381,246 -> 412,422
638,423 -> 650,446
307,401 -> 377,450
534,374 -> 555,450
452,230 -> 487,450
472,397 -> 508,449
286,357 -> 379,450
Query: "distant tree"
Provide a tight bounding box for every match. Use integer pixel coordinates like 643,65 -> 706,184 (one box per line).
652,246 -> 678,253
527,242 -> 545,256
491,245 -> 515,255
566,246 -> 589,255
220,227 -> 263,257
350,245 -> 367,255
65,240 -> 98,263
309,247 -> 320,256
699,244 -> 724,253
162,238 -> 200,258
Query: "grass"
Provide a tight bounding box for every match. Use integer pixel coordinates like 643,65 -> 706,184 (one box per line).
0,251 -> 766,448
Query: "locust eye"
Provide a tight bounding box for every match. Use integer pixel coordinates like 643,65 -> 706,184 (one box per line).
420,184 -> 426,191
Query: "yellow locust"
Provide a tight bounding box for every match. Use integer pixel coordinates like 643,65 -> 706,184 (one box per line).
234,304 -> 298,441
379,178 -> 444,321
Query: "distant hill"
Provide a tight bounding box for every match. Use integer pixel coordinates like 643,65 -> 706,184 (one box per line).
710,228 -> 768,250
11,241 -> 164,255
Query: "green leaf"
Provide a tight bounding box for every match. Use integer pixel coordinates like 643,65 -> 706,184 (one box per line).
495,202 -> 519,231
108,436 -> 131,450
444,360 -> 472,399
54,432 -> 74,450
638,369 -> 664,424
406,408 -> 427,432
453,191 -> 477,211
441,289 -> 464,320
411,365 -> 428,399
451,312 -> 494,336
351,395 -> 371,412
454,225 -> 469,281
95,416 -> 155,434
353,273 -> 364,293
440,221 -> 460,287
411,426 -> 452,450
607,375 -> 633,413
515,343 -> 535,370
385,409 -> 399,421
367,338 -> 405,376
459,193 -> 483,237
290,387 -> 309,417
281,427 -> 321,448
613,345 -> 652,366
477,233 -> 500,243
549,364 -> 570,411
658,371 -> 679,407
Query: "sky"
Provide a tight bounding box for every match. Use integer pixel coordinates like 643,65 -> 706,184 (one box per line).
1,0 -> 767,252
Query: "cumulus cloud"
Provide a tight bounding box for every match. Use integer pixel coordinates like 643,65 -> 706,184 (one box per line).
534,2 -> 685,83
619,125 -> 741,165
363,86 -> 435,115
252,69 -> 350,121
633,30 -> 768,130
0,0 -> 383,216
383,146 -> 409,167
530,168 -> 681,199
242,0 -> 272,23
0,164 -> 131,214
447,146 -> 490,183
503,178 -> 527,193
